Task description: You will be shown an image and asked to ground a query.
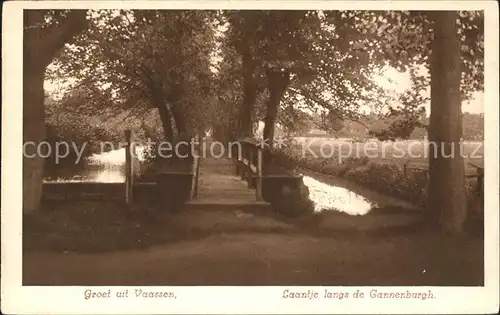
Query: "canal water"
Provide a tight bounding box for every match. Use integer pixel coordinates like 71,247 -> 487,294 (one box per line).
43,147 -> 143,183
301,175 -> 375,215
44,148 -> 380,215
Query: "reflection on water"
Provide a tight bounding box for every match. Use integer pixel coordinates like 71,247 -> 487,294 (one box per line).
302,175 -> 377,215
44,164 -> 125,183
87,147 -> 147,165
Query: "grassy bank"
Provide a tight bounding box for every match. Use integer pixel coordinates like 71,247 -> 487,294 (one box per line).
24,201 -> 300,253
23,201 -> 177,253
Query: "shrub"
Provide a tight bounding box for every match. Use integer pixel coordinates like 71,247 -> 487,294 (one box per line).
43,121 -> 122,171
342,156 -> 370,167
322,162 -> 347,176
270,177 -> 315,217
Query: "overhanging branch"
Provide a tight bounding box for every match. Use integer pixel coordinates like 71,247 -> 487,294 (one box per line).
287,87 -> 371,130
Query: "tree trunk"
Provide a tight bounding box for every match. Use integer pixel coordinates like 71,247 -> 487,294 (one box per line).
167,83 -> 189,139
263,69 -> 290,146
23,64 -> 46,214
22,10 -> 88,213
143,73 -> 173,141
238,51 -> 257,138
428,11 -> 467,234
170,104 -> 187,138
157,103 -> 174,141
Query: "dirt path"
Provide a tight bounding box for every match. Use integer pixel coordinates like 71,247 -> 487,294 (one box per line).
24,230 -> 483,286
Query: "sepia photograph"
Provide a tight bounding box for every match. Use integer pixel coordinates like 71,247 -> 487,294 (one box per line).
1,1 -> 499,314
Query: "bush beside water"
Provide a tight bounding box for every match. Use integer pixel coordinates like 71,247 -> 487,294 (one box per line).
262,175 -> 315,217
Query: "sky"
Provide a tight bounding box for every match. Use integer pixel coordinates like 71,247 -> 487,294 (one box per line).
374,67 -> 484,116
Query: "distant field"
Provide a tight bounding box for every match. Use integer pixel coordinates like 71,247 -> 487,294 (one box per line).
291,137 -> 484,174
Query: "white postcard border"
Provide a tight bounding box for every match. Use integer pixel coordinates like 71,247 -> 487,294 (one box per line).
2,1 -> 499,314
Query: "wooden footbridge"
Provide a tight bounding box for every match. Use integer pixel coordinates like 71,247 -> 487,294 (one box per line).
187,157 -> 269,207
148,136 -> 302,212
186,137 -> 270,208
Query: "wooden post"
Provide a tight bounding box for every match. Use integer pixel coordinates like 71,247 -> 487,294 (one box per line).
234,138 -> 241,176
125,129 -> 133,208
132,139 -> 139,179
194,135 -> 201,198
240,142 -> 247,180
247,147 -> 254,188
190,134 -> 200,200
256,147 -> 263,201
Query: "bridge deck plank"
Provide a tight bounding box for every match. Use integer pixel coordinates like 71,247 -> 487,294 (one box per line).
190,156 -> 269,207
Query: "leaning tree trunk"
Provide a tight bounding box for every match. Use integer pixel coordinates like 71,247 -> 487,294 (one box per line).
238,50 -> 257,138
157,103 -> 174,141
145,78 -> 174,141
428,11 -> 467,234
23,10 -> 88,213
263,69 -> 291,146
170,104 -> 188,138
167,84 -> 189,139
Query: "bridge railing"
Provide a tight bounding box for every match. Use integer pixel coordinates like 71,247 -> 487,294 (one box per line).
234,137 -> 264,201
190,134 -> 201,200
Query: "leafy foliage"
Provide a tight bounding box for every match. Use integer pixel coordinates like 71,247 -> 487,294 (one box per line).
216,10 -> 483,142
49,10 -> 218,139
47,10 -> 483,143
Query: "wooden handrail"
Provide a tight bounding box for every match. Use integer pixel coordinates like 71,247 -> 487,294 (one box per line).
256,146 -> 263,201
190,134 -> 201,200
234,136 -> 305,201
235,137 -> 264,201
238,136 -> 261,147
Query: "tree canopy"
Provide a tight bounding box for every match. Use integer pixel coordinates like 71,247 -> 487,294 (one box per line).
46,9 -> 484,143
211,10 -> 484,142
49,10 -> 219,140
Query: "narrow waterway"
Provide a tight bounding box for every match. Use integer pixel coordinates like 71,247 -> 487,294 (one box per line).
43,147 -> 147,183
44,148 -> 415,215
301,175 -> 376,215
298,167 -> 419,215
